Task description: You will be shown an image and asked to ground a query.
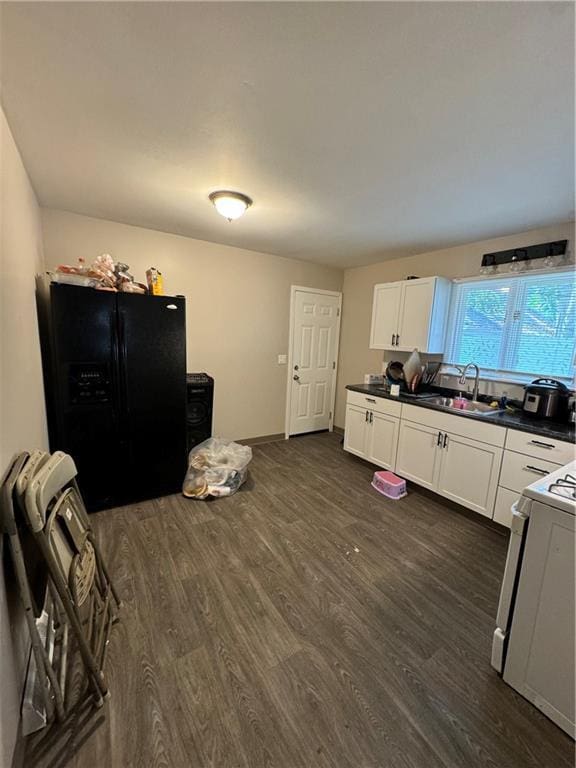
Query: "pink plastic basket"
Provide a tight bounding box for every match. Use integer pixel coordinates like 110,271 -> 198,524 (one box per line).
371,470 -> 407,500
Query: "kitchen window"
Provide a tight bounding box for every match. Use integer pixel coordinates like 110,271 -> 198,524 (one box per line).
445,271 -> 576,383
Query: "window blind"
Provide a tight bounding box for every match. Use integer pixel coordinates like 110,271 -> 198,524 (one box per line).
446,272 -> 576,381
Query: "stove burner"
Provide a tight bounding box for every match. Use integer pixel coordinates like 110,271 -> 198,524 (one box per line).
548,473 -> 576,500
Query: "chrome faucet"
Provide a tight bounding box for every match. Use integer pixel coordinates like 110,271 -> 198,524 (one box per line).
458,363 -> 480,402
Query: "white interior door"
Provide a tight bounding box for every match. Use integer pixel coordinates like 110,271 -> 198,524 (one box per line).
288,288 -> 341,436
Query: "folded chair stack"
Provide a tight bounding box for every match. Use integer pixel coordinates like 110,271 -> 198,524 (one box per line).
0,450 -> 121,734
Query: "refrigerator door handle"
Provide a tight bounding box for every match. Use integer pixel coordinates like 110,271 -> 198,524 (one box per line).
117,310 -> 129,418
111,307 -> 122,430
493,501 -> 529,670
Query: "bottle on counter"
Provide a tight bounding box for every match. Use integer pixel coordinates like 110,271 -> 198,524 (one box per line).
146,267 -> 164,295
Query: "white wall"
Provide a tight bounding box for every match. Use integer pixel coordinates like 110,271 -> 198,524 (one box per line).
0,105 -> 48,768
335,222 -> 575,427
41,209 -> 343,441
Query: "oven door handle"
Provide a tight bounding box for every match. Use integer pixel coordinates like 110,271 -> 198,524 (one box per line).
494,503 -> 529,646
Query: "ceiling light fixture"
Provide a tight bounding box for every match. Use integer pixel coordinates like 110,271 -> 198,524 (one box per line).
209,190 -> 253,221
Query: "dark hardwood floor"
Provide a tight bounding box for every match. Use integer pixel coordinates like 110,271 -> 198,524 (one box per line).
26,432 -> 573,767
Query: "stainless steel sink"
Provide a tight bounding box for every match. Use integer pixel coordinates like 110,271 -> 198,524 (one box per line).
425,396 -> 503,416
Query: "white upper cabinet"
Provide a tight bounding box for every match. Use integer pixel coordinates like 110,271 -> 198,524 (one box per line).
369,283 -> 403,349
369,277 -> 451,353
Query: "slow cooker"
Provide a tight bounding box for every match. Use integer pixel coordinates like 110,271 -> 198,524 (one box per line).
522,378 -> 570,420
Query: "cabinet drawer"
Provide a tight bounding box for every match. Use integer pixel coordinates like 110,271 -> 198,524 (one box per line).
505,429 -> 574,465
346,390 -> 401,418
493,486 -> 519,528
401,404 -> 506,447
499,450 -> 562,494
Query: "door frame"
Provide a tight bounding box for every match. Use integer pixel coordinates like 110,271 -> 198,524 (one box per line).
284,285 -> 342,440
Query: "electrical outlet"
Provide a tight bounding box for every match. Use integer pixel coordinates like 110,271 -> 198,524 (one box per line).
277,354 -> 287,365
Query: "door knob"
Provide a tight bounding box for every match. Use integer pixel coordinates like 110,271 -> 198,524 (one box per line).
293,374 -> 300,381
294,365 -> 299,371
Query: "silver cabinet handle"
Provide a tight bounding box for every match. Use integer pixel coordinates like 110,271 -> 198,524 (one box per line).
524,465 -> 548,475
529,440 -> 555,449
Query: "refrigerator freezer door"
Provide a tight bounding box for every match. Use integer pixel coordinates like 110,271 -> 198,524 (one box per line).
117,293 -> 187,502
47,285 -> 121,510
492,501 -> 529,672
503,500 -> 575,738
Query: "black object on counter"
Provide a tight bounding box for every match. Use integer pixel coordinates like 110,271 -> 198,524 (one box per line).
385,361 -> 404,384
36,281 -> 187,511
522,378 -> 570,421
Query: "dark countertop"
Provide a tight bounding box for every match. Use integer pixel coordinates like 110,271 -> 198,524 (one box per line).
346,383 -> 576,443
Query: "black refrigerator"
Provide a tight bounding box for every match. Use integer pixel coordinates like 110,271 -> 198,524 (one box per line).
37,280 -> 187,511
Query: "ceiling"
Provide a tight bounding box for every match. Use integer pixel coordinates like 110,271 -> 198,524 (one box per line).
1,2 -> 574,268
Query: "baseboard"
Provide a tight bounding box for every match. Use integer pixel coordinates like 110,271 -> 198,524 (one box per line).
239,429 -> 343,446
238,433 -> 285,446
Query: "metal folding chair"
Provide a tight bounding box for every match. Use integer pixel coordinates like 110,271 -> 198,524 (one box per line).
0,450 -> 121,735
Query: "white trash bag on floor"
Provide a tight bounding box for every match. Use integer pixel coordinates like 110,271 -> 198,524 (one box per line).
182,438 -> 252,499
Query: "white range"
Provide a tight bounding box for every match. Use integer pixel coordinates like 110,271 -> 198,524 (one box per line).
492,460 -> 575,738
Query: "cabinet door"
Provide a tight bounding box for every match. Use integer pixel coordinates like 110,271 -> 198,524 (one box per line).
396,278 -> 435,351
395,421 -> 440,490
344,404 -> 368,458
366,412 -> 399,470
436,432 -> 503,517
370,283 -> 402,349
493,486 -> 518,528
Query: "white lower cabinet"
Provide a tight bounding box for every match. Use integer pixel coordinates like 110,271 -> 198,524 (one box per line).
366,411 -> 400,470
344,390 -> 573,525
493,444 -> 567,528
499,450 -> 561,495
395,421 -> 439,490
435,433 -> 503,517
344,392 -> 401,471
396,419 -> 503,516
343,404 -> 368,458
493,486 -> 519,528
